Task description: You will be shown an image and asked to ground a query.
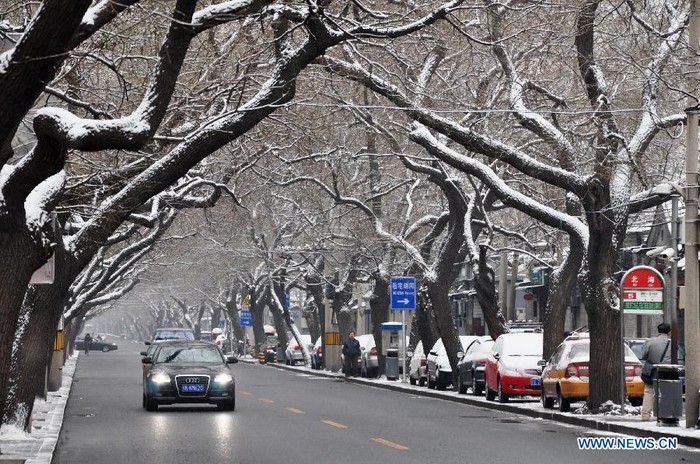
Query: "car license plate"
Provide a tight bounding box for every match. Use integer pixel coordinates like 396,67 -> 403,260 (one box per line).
180,384 -> 205,393
530,377 -> 541,386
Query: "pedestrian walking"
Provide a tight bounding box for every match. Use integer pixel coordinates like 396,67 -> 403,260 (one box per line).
84,333 -> 93,356
640,323 -> 671,421
341,330 -> 361,377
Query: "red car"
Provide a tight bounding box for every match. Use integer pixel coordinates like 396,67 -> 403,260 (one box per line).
485,332 -> 543,402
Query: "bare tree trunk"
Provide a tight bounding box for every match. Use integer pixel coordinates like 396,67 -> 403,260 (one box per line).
542,242 -> 583,359
370,273 -> 390,377
474,246 -> 508,340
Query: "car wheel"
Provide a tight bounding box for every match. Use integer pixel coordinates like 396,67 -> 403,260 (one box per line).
145,395 -> 158,412
471,372 -> 483,396
410,376 -> 417,386
435,369 -> 446,390
557,388 -> 570,412
497,378 -> 509,403
218,399 -> 235,411
629,397 -> 642,407
102,345 -> 110,353
419,376 -> 426,387
428,373 -> 436,389
485,385 -> 496,401
457,373 -> 467,394
142,392 -> 147,409
542,389 -> 555,409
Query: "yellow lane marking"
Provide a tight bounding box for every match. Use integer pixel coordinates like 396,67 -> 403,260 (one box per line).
371,438 -> 410,450
321,420 -> 347,429
286,408 -> 305,414
259,398 -> 275,404
240,391 -> 253,396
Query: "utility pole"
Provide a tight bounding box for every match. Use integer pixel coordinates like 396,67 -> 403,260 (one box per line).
499,250 -> 509,322
684,0 -> 700,428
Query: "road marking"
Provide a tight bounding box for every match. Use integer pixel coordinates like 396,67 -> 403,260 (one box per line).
240,391 -> 253,396
286,407 -> 305,414
321,420 -> 347,429
259,398 -> 275,404
371,438 -> 409,450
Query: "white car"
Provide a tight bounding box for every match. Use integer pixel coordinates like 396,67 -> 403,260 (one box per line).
408,340 -> 428,386
285,334 -> 312,365
427,336 -> 481,390
356,334 -> 377,377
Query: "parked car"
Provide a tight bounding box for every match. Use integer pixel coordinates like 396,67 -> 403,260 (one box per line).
355,334 -> 377,377
310,336 -> 323,369
541,333 -> 643,411
74,337 -> 118,353
624,338 -> 649,360
427,336 -> 480,390
142,340 -> 237,412
285,334 -> 313,365
408,340 -> 428,386
456,335 -> 495,395
258,336 -> 279,364
485,332 -> 543,402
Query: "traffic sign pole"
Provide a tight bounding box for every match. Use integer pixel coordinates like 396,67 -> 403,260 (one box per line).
390,276 -> 417,383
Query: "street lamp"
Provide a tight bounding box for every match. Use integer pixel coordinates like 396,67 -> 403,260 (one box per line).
650,183 -> 683,364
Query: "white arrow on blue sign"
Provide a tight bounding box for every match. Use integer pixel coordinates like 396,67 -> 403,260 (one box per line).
239,310 -> 253,327
390,276 -> 417,310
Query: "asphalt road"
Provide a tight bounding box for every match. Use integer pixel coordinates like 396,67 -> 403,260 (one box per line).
53,336 -> 698,463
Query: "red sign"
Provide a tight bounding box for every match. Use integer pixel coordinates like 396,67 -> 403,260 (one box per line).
622,267 -> 663,289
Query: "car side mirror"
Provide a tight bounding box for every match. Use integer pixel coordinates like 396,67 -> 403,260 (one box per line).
144,341 -> 151,346
140,351 -> 148,356
494,353 -> 500,360
226,356 -> 238,364
457,351 -> 464,359
537,359 -> 546,366
429,351 -> 437,356
141,357 -> 153,364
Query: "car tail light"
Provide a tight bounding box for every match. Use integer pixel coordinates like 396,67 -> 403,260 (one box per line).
420,357 -> 427,367
625,364 -> 638,377
369,347 -> 377,356
566,362 -> 589,378
294,345 -> 301,351
318,347 -> 323,355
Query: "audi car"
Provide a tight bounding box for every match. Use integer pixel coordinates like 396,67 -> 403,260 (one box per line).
142,340 -> 237,412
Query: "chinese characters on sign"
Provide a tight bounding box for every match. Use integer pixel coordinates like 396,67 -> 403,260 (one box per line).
390,276 -> 417,310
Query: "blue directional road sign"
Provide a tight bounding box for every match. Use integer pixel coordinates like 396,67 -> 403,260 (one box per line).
240,310 -> 253,327
390,276 -> 417,310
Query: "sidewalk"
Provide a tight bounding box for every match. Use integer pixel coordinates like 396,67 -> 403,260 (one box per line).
0,353 -> 77,464
246,357 -> 700,449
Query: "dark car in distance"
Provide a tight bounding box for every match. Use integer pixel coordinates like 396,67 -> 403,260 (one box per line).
142,340 -> 237,412
74,337 -> 118,352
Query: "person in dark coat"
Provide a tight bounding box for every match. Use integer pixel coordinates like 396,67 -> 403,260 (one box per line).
341,330 -> 361,377
640,323 -> 671,421
84,333 -> 93,355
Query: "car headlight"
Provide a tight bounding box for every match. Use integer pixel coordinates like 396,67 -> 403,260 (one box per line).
150,373 -> 170,385
214,374 -> 233,384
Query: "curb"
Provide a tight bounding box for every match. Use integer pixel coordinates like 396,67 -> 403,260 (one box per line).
246,359 -> 700,449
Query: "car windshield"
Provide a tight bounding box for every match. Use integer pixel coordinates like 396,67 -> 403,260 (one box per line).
155,345 -> 223,364
154,330 -> 195,341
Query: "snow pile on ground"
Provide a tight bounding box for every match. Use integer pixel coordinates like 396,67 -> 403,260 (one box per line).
573,400 -> 640,416
0,423 -> 37,441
